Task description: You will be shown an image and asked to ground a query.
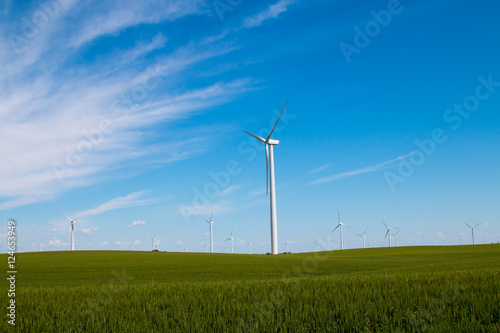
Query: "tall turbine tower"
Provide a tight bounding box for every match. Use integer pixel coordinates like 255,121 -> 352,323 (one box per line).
383,221 -> 398,247
206,212 -> 214,253
357,229 -> 367,249
244,100 -> 289,255
332,211 -> 350,250
465,223 -> 481,245
64,213 -> 82,251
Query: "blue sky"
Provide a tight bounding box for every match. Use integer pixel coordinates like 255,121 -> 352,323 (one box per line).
1,0 -> 499,253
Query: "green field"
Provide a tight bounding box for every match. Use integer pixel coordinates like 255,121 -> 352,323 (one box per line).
2,245 -> 499,332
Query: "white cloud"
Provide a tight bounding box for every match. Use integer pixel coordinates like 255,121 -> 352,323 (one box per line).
242,0 -> 297,28
310,152 -> 415,185
81,227 -> 98,235
128,220 -> 146,228
0,3 -> 252,210
99,241 -> 108,246
48,237 -> 68,247
309,163 -> 331,175
437,232 -> 446,240
76,191 -> 157,217
175,240 -> 183,246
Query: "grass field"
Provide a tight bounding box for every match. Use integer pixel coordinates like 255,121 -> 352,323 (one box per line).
2,245 -> 499,332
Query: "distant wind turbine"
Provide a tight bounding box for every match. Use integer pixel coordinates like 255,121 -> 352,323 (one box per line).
244,100 -> 289,255
332,211 -> 350,250
313,238 -> 321,251
383,220 -> 398,247
38,241 -> 43,252
465,223 -> 481,245
225,230 -> 234,254
64,213 -> 82,251
151,234 -> 157,251
248,241 -> 252,254
285,240 -> 291,253
394,230 -> 400,247
202,242 -> 208,252
206,212 -> 214,253
357,229 -> 367,249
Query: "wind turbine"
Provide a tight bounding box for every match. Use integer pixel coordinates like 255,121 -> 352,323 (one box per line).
206,212 -> 214,253
132,242 -> 135,251
64,213 -> 82,251
383,221 -> 398,247
151,234 -> 156,251
244,100 -> 289,255
202,242 -> 208,253
357,229 -> 367,249
285,240 -> 290,253
225,230 -> 234,254
248,241 -> 252,254
332,211 -> 350,250
313,238 -> 321,251
465,223 -> 481,245
38,241 -> 43,252
394,230 -> 400,247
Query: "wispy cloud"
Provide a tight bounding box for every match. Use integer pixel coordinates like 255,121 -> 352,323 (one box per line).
75,191 -> 158,217
0,1 -> 253,210
309,163 -> 332,175
242,0 -> 297,28
310,152 -> 415,185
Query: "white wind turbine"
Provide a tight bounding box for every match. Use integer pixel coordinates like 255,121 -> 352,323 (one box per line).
394,230 -> 400,247
285,240 -> 290,253
38,241 -> 43,252
202,242 -> 208,253
465,223 -> 481,245
151,234 -> 156,251
313,238 -> 321,251
64,213 -> 82,251
206,212 -> 214,253
383,221 -> 398,247
248,241 -> 252,254
245,100 -> 289,255
357,229 -> 367,249
332,211 -> 350,250
225,230 -> 234,254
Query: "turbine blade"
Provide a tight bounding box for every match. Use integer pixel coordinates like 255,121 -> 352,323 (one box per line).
244,131 -> 266,143
474,223 -> 481,228
338,210 -> 341,223
385,229 -> 390,239
363,228 -> 367,235
63,212 -> 72,222
332,224 -> 340,233
209,211 -> 213,223
265,144 -> 269,195
382,220 -> 388,228
464,223 -> 472,229
266,100 -> 289,142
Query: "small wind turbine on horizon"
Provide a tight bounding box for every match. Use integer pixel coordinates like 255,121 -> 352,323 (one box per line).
285,240 -> 291,253
244,100 -> 289,255
38,241 -> 43,252
206,212 -> 214,253
225,230 -> 234,254
465,223 -> 481,245
151,234 -> 156,251
248,241 -> 252,254
394,230 -> 400,247
332,211 -> 350,250
383,221 -> 398,247
64,213 -> 82,251
202,242 -> 208,253
313,238 -> 321,252
357,229 -> 367,249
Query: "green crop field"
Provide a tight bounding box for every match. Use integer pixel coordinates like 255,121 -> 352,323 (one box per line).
2,245 -> 499,332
